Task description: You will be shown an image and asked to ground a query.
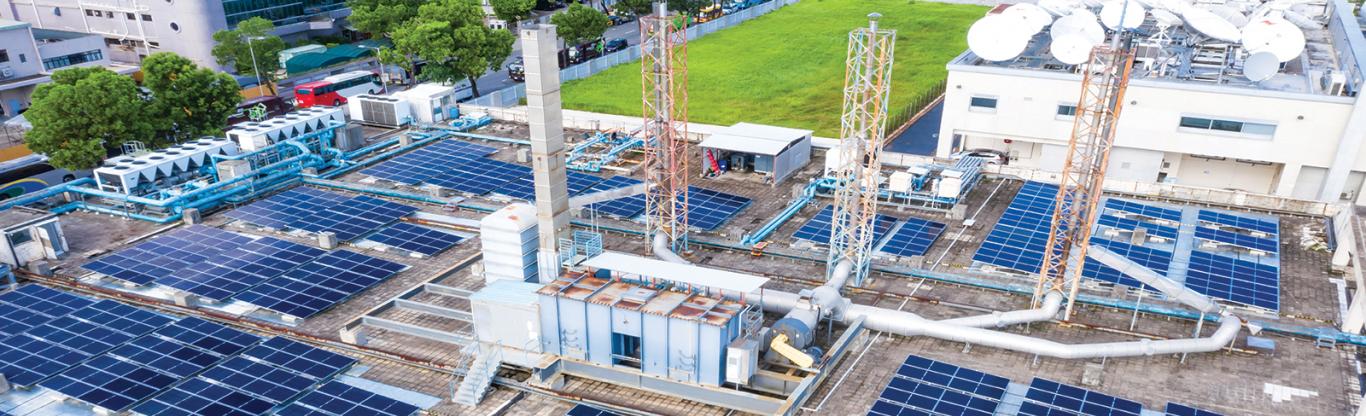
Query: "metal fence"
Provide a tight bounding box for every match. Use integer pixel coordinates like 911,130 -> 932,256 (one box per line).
466,0 -> 801,107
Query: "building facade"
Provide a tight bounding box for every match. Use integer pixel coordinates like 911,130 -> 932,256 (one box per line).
936,0 -> 1366,206
0,18 -> 124,118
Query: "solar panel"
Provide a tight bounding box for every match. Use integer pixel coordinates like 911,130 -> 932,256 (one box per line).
1195,226 -> 1278,253
869,354 -> 1010,416
794,205 -> 898,245
566,404 -> 622,416
360,140 -> 497,185
242,337 -> 358,379
685,187 -> 752,231
0,284 -> 93,337
498,170 -> 604,201
879,217 -> 947,257
1185,250 -> 1279,310
972,182 -> 1060,273
133,377 -> 277,416
41,355 -> 182,412
1198,210 -> 1278,235
225,188 -> 351,229
1021,378 -> 1143,416
82,225 -> 254,285
236,250 -> 407,318
201,356 -> 317,402
277,381 -> 420,416
157,237 -> 327,301
1104,199 -> 1182,222
0,300 -> 173,386
1165,403 -> 1224,416
1097,214 -> 1179,240
426,157 -> 530,195
1081,238 -> 1173,289
289,195 -> 418,241
366,222 -> 465,256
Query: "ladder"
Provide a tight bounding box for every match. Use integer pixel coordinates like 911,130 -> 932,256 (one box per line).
452,343 -> 502,406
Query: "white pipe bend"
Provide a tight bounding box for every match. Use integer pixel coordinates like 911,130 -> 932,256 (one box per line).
652,233 -> 690,265
938,291 -> 1064,328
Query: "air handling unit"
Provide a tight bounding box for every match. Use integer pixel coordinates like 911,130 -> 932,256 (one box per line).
226,106 -> 345,151
348,94 -> 413,128
93,138 -> 240,194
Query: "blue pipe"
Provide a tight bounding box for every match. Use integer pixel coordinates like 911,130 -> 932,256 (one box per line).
344,137 -> 401,159
740,177 -> 832,246
446,131 -> 530,145
318,132 -> 453,180
62,153 -> 319,208
300,177 -> 452,205
51,201 -> 183,223
0,177 -> 96,211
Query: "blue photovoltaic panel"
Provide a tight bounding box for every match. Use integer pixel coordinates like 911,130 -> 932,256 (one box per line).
277,380 -> 420,416
367,222 -> 465,256
566,404 -> 622,416
1185,250 -> 1279,310
1096,214 -> 1179,240
879,217 -> 947,257
686,187 -> 751,231
0,284 -> 93,337
235,250 -> 407,318
41,355 -> 181,412
1166,403 -> 1224,416
200,356 -> 317,402
360,140 -> 497,185
868,354 -> 1010,416
1198,210 -> 1278,235
972,182 -> 1060,273
0,300 -> 172,386
794,205 -> 898,245
1021,378 -> 1143,416
157,237 -> 327,301
289,195 -> 419,241
426,157 -> 531,195
498,170 -> 604,201
1104,199 -> 1182,222
242,337 -> 358,379
133,377 -> 276,416
581,176 -> 647,218
224,188 -> 351,229
1195,227 -> 1278,253
1081,238 -> 1173,289
82,225 -> 253,285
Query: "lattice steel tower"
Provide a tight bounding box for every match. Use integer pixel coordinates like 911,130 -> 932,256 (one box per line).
828,14 -> 895,287
1035,45 -> 1135,319
640,2 -> 690,254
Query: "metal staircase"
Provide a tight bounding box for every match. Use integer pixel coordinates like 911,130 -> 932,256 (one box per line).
452,343 -> 502,406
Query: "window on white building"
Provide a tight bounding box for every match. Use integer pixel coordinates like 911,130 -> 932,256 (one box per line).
1178,116 -> 1277,138
969,96 -> 997,112
1056,104 -> 1077,119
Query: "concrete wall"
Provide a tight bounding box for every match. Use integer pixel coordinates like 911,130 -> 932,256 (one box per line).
0,24 -> 42,77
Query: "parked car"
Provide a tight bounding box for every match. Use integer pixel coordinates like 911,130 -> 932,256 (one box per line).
609,14 -> 635,25
951,149 -> 1009,165
604,38 -> 629,53
227,95 -> 293,126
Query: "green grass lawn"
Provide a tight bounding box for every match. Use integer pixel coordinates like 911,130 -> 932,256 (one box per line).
561,0 -> 987,137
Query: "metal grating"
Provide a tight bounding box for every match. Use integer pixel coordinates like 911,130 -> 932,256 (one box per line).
366,222 -> 465,256
225,188 -> 351,229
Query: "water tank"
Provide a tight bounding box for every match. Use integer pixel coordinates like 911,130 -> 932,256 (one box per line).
480,204 -> 540,284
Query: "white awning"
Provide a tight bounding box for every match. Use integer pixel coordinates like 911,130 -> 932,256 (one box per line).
697,122 -> 813,156
581,251 -> 769,294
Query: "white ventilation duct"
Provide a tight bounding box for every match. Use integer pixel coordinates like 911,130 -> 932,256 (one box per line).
1086,244 -> 1222,314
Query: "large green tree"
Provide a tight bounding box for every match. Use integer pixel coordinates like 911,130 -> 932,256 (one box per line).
668,0 -> 709,16
489,0 -> 535,28
141,52 -> 243,142
211,17 -> 287,90
390,0 -> 514,97
551,3 -> 611,45
346,0 -> 423,36
613,0 -> 653,17
24,68 -> 157,170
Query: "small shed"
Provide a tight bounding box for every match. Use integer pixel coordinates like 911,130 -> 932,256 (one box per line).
278,44 -> 326,68
699,122 -> 812,186
0,207 -> 66,269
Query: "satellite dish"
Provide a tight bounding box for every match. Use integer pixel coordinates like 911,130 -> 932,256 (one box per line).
1208,5 -> 1248,27
1150,9 -> 1183,27
968,15 -> 1030,62
1080,0 -> 1105,8
1242,17 -> 1306,62
1157,0 -> 1191,14
1038,0 -> 1084,16
1003,3 -> 1054,33
1101,0 -> 1147,30
1243,51 -> 1279,81
1052,12 -> 1107,45
1183,7 -> 1242,42
1051,34 -> 1093,64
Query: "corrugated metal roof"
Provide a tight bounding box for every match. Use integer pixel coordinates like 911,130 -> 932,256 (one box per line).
581,251 -> 769,294
698,122 -> 812,155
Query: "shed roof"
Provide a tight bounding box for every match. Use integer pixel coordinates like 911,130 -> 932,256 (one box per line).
581,251 -> 769,294
286,52 -> 349,74
698,122 -> 812,156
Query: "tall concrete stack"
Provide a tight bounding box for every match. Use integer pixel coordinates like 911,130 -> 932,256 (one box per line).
521,24 -> 572,283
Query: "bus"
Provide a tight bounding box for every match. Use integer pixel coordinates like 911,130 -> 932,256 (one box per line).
294,71 -> 382,108
0,154 -> 89,201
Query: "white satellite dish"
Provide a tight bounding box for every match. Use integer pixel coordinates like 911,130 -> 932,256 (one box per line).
1038,0 -> 1084,16
967,15 -> 1030,62
1183,7 -> 1242,42
1243,51 -> 1279,81
1003,3 -> 1054,33
1101,0 -> 1147,30
1052,13 -> 1107,45
1151,9 -> 1183,27
1208,5 -> 1249,27
1051,34 -> 1094,64
1242,17 -> 1306,62
1080,0 -> 1105,7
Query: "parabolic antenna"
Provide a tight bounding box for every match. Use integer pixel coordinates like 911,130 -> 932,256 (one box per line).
968,15 -> 1030,61
1003,3 -> 1054,33
1051,34 -> 1094,64
1156,0 -> 1191,14
1208,5 -> 1248,27
1150,9 -> 1183,27
1242,16 -> 1306,62
1052,12 -> 1107,45
1038,0 -> 1084,16
1243,51 -> 1279,81
1101,0 -> 1147,30
1183,7 -> 1242,42
1080,0 -> 1105,7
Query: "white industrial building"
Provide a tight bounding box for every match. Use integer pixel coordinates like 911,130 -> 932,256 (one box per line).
0,18 -> 130,119
936,0 -> 1366,205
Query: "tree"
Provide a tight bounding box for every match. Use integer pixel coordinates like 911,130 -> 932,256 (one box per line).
551,3 -> 611,46
489,0 -> 535,28
668,0 -> 709,16
141,52 -> 243,142
24,68 -> 157,170
390,0 -> 515,97
613,0 -> 652,17
211,17 -> 287,91
346,0 -> 423,36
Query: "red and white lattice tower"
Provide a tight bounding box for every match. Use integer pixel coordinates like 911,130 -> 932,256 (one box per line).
640,2 -> 689,253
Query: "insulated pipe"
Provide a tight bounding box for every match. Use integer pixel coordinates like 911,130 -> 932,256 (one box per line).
0,177 -> 96,210
938,290 -> 1064,328
652,233 -> 691,265
1087,244 -> 1222,314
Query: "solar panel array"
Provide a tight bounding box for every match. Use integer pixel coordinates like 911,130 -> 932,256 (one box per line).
973,182 -> 1058,273
277,380 -> 420,416
1081,238 -> 1173,289
1185,251 -> 1280,310
0,300 -> 173,386
82,225 -> 254,285
0,284 -> 93,337
584,176 -> 648,218
157,237 -> 327,301
366,222 -> 465,256
288,195 -> 419,242
1020,378 -> 1144,416
1166,403 -> 1225,416
868,354 -> 1010,416
225,188 -> 351,229
1097,214 -> 1179,240
566,404 -> 623,416
237,250 -> 407,318
685,187 -> 752,231
1198,210 -> 1278,235
499,170 -> 604,201
1105,199 -> 1182,222
360,140 -> 497,185
879,217 -> 948,257
794,204 -> 899,245
1195,227 -> 1278,253
426,157 -> 531,195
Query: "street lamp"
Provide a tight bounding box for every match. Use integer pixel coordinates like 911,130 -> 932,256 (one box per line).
245,35 -> 268,97
358,44 -> 389,94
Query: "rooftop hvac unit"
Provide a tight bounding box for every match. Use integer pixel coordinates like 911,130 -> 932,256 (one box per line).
225,106 -> 344,151
348,94 -> 412,128
93,138 -> 240,194
1321,71 -> 1347,96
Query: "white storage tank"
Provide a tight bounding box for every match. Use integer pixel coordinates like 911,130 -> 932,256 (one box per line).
480,204 -> 540,284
